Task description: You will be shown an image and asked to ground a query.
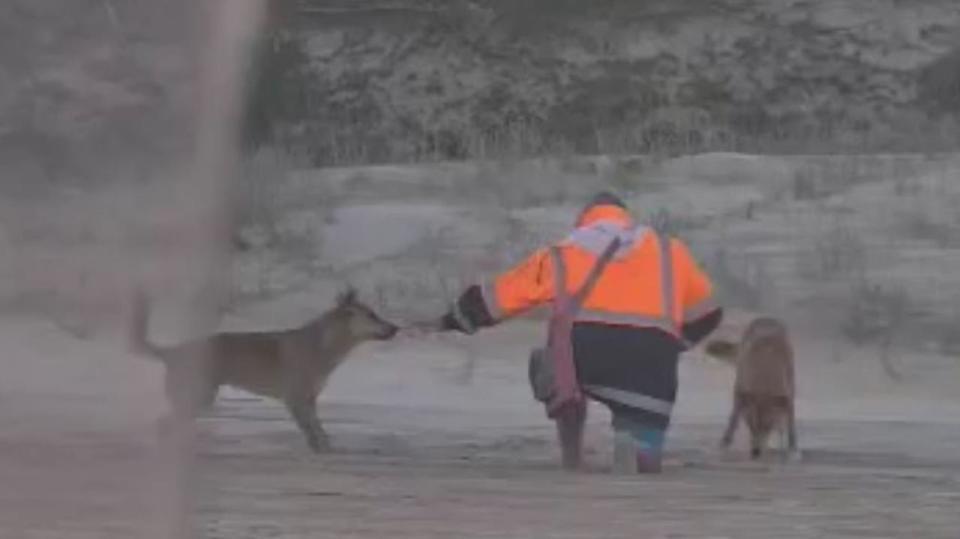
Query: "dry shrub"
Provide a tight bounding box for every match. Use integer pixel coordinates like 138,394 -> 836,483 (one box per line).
841,278 -> 911,380
797,221 -> 867,281
233,147 -> 292,248
895,205 -> 960,248
647,207 -> 707,237
228,147 -> 338,304
707,247 -> 776,310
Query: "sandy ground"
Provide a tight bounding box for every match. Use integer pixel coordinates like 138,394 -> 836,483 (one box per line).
2,310 -> 959,539
3,152 -> 960,537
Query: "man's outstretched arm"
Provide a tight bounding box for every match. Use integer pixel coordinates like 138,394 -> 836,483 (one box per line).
440,248 -> 556,334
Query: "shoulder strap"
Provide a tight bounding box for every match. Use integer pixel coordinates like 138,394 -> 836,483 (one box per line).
571,236 -> 621,307
550,236 -> 622,307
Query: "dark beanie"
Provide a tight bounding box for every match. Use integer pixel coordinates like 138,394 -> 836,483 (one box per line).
584,191 -> 626,210
575,191 -> 628,225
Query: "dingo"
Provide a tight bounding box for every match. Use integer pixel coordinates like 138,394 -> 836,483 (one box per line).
705,316 -> 799,460
130,288 -> 398,452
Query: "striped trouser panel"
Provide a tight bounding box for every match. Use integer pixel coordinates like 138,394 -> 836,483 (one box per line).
582,384 -> 675,417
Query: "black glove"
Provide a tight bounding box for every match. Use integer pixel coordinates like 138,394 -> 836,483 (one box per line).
437,285 -> 494,335
440,308 -> 477,334
681,308 -> 724,348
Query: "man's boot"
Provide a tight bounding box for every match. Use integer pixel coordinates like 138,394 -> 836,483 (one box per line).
635,450 -> 663,474
612,423 -> 665,475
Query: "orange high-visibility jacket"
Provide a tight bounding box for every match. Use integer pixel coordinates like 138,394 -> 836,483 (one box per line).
476,204 -> 717,338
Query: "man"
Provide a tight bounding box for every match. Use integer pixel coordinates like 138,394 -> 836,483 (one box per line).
434,192 -> 723,474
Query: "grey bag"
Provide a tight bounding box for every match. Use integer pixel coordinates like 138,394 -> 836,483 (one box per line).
528,347 -> 554,403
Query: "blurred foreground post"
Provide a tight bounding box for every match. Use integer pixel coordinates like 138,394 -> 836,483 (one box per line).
157,2 -> 267,538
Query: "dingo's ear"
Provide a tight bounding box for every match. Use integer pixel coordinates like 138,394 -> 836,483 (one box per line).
337,286 -> 358,307
704,339 -> 739,365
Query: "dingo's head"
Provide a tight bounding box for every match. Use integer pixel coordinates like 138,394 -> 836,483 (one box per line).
333,288 -> 398,342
